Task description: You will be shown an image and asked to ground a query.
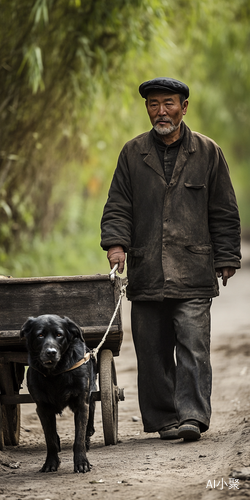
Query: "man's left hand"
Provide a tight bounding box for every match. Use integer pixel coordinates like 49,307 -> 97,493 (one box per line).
215,267 -> 236,286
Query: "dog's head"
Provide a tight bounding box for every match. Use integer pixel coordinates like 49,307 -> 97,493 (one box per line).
20,314 -> 84,370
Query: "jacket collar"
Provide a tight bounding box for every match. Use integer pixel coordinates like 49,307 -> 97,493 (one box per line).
140,122 -> 196,180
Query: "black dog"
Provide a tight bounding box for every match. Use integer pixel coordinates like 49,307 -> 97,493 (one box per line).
20,314 -> 96,473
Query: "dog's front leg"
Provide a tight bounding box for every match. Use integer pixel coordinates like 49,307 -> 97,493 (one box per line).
36,403 -> 61,472
73,396 -> 91,473
86,393 -> 96,450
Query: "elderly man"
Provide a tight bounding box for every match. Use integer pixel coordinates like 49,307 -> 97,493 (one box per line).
101,77 -> 241,441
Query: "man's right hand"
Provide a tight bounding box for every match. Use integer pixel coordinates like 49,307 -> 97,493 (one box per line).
107,245 -> 126,274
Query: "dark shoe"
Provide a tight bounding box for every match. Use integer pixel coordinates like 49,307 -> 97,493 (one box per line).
178,420 -> 201,441
159,425 -> 179,440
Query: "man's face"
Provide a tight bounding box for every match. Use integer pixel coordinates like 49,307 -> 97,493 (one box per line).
145,91 -> 188,136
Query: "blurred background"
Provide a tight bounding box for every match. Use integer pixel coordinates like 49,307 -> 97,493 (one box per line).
0,0 -> 249,278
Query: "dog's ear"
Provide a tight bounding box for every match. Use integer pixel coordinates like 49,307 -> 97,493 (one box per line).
63,317 -> 85,342
20,317 -> 36,338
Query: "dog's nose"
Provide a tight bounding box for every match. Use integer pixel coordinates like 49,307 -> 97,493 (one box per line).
45,347 -> 57,359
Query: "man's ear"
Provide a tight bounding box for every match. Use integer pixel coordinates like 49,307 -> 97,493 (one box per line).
182,99 -> 188,115
20,317 -> 36,338
63,317 -> 85,342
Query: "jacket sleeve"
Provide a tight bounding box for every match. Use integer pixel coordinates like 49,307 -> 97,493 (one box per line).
101,147 -> 133,252
208,146 -> 241,269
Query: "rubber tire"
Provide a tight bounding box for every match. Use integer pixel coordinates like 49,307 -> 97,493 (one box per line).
4,404 -> 21,446
0,362 -> 23,446
0,405 -> 4,451
99,349 -> 118,446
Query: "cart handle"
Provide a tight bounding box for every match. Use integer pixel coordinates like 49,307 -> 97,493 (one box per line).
109,264 -> 118,281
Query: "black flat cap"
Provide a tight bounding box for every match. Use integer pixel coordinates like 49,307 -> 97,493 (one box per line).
139,77 -> 189,99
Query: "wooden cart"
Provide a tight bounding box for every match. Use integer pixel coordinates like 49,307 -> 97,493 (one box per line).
0,273 -> 125,450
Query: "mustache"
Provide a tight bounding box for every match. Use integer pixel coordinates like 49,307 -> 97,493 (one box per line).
155,118 -> 173,124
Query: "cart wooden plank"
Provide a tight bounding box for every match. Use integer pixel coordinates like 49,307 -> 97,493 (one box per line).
0,275 -> 123,356
0,394 -> 33,404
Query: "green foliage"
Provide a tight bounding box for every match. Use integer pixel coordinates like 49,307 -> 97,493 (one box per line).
167,0 -> 250,147
170,0 -> 250,228
1,0 -> 250,278
0,0 -> 158,268
1,193 -> 109,277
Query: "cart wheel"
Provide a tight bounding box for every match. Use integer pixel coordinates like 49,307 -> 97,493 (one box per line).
1,405 -> 11,446
0,404 -> 4,451
4,404 -> 20,446
99,349 -> 118,446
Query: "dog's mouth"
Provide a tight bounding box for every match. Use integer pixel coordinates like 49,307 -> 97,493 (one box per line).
42,359 -> 58,368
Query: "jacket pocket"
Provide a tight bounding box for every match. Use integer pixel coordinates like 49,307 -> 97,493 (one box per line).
127,247 -> 146,289
181,244 -> 216,288
127,247 -> 145,268
185,244 -> 212,254
128,247 -> 145,259
184,183 -> 206,189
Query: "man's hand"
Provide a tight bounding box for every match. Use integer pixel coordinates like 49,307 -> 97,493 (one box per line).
107,245 -> 126,274
215,267 -> 236,286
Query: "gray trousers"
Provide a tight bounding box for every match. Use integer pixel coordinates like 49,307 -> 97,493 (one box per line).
131,298 -> 212,433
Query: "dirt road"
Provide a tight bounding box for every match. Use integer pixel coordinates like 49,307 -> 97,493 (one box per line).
1,244 -> 250,500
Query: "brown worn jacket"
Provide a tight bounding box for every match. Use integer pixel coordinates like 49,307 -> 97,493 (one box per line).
101,122 -> 241,301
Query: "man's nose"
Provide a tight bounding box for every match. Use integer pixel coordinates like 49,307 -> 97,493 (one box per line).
158,104 -> 167,115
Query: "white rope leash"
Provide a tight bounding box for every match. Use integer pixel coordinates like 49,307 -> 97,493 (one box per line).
91,270 -> 128,360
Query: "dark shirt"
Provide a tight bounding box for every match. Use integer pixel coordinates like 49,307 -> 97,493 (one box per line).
152,122 -> 185,184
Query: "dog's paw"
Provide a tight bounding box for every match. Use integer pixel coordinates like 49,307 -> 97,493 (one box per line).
74,457 -> 91,473
40,456 -> 61,473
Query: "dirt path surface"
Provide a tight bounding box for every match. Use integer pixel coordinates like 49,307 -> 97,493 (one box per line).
1,243 -> 250,500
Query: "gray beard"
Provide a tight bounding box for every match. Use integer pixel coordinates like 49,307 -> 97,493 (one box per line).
153,119 -> 182,136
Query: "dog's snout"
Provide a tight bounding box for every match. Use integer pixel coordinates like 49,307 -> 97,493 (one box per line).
46,347 -> 57,359
40,342 -> 60,366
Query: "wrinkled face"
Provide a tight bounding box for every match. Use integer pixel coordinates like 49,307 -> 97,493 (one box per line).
21,314 -> 83,369
145,91 -> 188,136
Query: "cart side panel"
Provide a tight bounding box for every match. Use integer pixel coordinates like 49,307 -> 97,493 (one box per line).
0,276 -> 123,355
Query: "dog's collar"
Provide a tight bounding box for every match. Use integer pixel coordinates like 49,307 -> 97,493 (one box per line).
30,352 -> 91,378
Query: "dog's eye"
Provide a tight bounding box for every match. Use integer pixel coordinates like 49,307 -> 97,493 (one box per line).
56,333 -> 62,337
38,334 -> 44,338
